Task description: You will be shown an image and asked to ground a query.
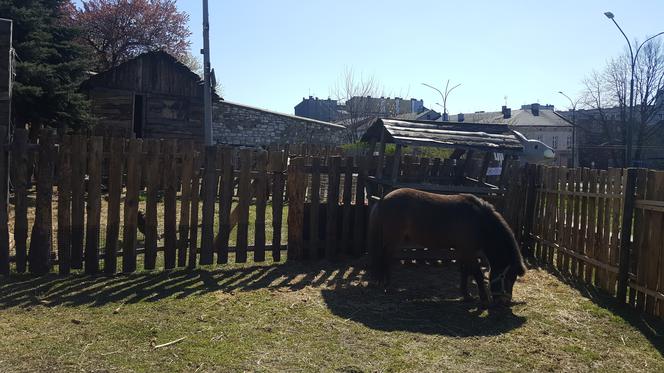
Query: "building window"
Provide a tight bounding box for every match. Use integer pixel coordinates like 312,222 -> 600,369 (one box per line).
566,135 -> 572,148
552,136 -> 558,149
537,135 -> 543,142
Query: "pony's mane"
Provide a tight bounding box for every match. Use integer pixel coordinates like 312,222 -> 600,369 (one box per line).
463,194 -> 526,275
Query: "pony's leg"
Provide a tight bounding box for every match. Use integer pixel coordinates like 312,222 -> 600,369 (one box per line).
473,266 -> 491,304
459,264 -> 472,301
381,244 -> 394,286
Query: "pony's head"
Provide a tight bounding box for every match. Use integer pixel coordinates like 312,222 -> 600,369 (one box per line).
489,263 -> 526,305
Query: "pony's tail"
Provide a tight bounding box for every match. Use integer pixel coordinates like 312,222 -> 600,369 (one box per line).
368,201 -> 386,284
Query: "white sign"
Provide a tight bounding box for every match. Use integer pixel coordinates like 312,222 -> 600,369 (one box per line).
486,167 -> 502,176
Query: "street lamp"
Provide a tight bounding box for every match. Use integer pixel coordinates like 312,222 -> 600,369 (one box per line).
422,80 -> 461,122
604,11 -> 664,167
558,91 -> 580,168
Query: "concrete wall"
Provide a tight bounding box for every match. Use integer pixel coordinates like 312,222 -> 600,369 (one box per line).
213,101 -> 347,146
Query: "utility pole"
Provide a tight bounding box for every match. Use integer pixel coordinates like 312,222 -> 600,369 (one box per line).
202,0 -> 213,146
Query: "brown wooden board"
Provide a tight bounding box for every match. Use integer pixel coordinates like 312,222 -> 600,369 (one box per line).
235,149 -> 252,263
121,139 -> 142,273
418,157 -> 430,182
216,147 -> 234,264
200,146 -> 217,265
555,167 -> 567,270
28,130 -> 55,274
547,167 -> 558,266
632,169 -> 649,310
270,151 -> 285,261
56,136 -> 73,275
308,157 -> 321,260
585,169 -> 598,285
143,139 -> 161,269
287,157 -> 305,260
0,126 -> 8,275
188,154 -> 202,268
325,156 -> 341,260
253,151 -> 268,262
162,140 -> 178,269
341,156 -> 354,255
70,134 -> 87,269
653,172 -> 664,316
645,171 -> 664,315
353,155 -> 367,257
104,137 -> 124,274
608,168 -> 623,293
84,137 -> 103,274
568,168 -> 581,276
11,129 -> 29,273
576,168 -> 589,280
538,167 -> 549,264
177,140 -> 194,267
596,170 -> 609,289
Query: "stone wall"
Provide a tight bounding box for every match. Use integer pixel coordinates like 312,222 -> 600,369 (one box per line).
213,101 -> 347,146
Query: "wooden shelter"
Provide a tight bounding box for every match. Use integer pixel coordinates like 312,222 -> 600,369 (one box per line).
360,118 -> 524,198
81,51 -> 218,141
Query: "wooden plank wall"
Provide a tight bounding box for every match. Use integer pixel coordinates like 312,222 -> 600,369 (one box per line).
502,165 -> 664,319
1,135 -> 328,276
5,133 -> 664,321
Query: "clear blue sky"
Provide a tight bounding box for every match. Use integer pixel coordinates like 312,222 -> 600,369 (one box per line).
136,1 -> 664,115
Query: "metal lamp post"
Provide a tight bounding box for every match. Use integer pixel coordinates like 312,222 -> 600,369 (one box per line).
422,80 -> 461,122
558,91 -> 579,168
604,11 -> 664,167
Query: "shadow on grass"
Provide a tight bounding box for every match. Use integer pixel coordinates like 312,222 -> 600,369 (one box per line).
0,260 -> 526,337
531,261 -> 664,355
320,263 -> 526,337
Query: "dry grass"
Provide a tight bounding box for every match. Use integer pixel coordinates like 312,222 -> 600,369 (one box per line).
1,259 -> 663,372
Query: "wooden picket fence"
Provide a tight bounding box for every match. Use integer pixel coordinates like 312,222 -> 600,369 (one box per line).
1,128 -> 294,275
4,128 -> 664,321
502,164 -> 664,319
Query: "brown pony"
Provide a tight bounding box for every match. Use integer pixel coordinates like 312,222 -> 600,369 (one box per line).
368,188 -> 526,305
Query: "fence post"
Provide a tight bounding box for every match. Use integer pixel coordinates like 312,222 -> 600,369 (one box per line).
0,126 -> 8,275
617,168 -> 638,305
286,157 -> 305,260
521,164 -> 538,259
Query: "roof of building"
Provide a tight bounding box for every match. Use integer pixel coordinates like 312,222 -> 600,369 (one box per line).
448,107 -> 572,128
221,100 -> 346,129
360,118 -> 523,153
81,50 -> 221,99
393,109 -> 441,121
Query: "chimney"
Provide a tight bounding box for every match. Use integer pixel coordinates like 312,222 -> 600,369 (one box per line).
458,113 -> 465,122
502,106 -> 511,119
531,103 -> 540,116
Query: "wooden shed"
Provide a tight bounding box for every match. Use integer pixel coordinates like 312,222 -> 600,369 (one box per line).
360,118 -> 524,198
81,51 -> 215,141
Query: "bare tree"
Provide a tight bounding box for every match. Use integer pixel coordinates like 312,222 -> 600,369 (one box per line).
582,39 -> 664,167
330,68 -> 407,142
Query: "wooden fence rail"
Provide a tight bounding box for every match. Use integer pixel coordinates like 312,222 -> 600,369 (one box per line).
502,164 -> 664,319
3,131 -> 664,323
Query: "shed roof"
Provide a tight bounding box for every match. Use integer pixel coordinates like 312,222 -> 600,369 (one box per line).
360,118 -> 523,153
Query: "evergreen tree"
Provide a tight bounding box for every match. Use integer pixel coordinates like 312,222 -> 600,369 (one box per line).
1,0 -> 92,134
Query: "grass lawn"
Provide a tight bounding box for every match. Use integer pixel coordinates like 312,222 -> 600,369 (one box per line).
1,258 -> 663,372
